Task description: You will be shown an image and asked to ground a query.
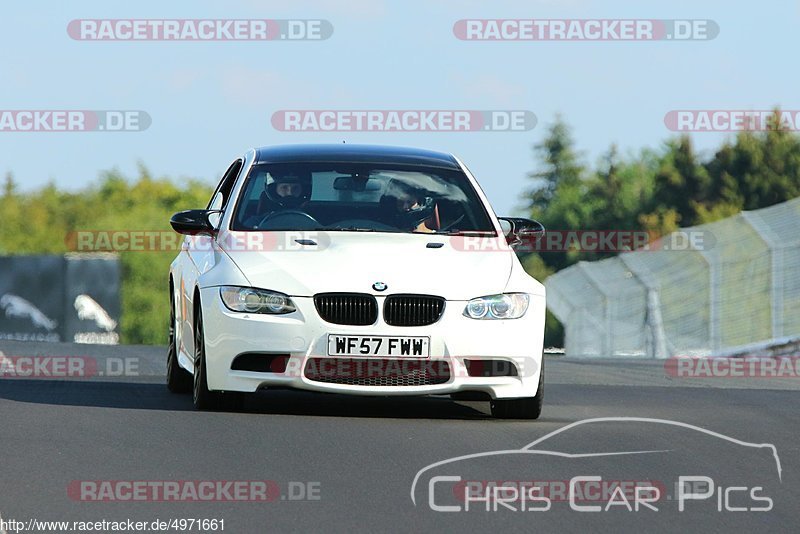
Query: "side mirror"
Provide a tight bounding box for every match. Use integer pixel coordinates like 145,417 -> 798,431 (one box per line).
170,209 -> 216,235
497,217 -> 545,250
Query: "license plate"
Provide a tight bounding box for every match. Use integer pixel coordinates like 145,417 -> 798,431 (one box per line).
327,335 -> 430,357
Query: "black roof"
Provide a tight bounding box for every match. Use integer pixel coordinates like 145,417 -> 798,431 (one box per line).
254,144 -> 460,170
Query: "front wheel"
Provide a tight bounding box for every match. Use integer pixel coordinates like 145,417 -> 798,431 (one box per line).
193,306 -> 223,410
490,358 -> 544,420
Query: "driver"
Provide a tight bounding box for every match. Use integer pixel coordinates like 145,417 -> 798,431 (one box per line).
258,169 -> 312,214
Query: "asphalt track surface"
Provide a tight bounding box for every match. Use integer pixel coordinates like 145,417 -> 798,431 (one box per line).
1,340 -> 798,533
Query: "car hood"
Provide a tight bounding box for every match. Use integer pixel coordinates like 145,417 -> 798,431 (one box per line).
220,231 -> 514,300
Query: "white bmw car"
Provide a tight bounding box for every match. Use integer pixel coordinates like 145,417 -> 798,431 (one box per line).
168,145 -> 546,418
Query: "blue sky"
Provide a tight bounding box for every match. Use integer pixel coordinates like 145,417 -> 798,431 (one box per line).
1,0 -> 797,216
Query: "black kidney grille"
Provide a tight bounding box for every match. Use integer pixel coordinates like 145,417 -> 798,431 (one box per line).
384,295 -> 445,326
314,293 -> 378,325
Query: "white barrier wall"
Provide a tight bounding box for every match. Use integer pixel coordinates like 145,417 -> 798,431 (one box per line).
546,197 -> 800,358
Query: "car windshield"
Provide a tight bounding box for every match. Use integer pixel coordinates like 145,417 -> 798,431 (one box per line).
231,163 -> 497,235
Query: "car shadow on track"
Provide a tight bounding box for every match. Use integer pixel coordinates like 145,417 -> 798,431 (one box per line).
240,389 -> 494,420
0,379 -> 511,420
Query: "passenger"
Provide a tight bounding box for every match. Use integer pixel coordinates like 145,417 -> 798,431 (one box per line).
380,182 -> 439,233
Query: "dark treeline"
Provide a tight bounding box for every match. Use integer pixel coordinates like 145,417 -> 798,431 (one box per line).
522,111 -> 800,345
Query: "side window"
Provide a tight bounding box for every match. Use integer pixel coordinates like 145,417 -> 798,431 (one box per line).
207,159 -> 244,210
207,159 -> 243,228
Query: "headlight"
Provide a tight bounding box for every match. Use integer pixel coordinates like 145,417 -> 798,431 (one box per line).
463,293 -> 529,320
219,286 -> 296,314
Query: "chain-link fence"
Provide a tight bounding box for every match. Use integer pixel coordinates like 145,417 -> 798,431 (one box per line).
545,197 -> 800,358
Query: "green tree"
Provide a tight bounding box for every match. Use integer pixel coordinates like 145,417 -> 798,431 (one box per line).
520,117 -> 592,345
588,145 -> 658,233
651,136 -> 710,227
524,115 -> 585,217
704,117 -> 800,214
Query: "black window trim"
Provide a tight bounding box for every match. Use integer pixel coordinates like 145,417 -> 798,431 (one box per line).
207,158 -> 244,211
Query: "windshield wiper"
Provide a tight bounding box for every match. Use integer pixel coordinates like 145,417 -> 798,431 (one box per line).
327,226 -> 379,232
437,230 -> 496,236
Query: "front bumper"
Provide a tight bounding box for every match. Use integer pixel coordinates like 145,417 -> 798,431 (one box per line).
199,287 -> 545,399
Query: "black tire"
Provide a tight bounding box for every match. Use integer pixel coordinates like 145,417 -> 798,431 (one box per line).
490,358 -> 544,420
193,306 -> 223,410
166,290 -> 192,394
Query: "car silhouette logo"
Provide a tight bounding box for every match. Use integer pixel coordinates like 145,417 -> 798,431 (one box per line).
372,282 -> 388,291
